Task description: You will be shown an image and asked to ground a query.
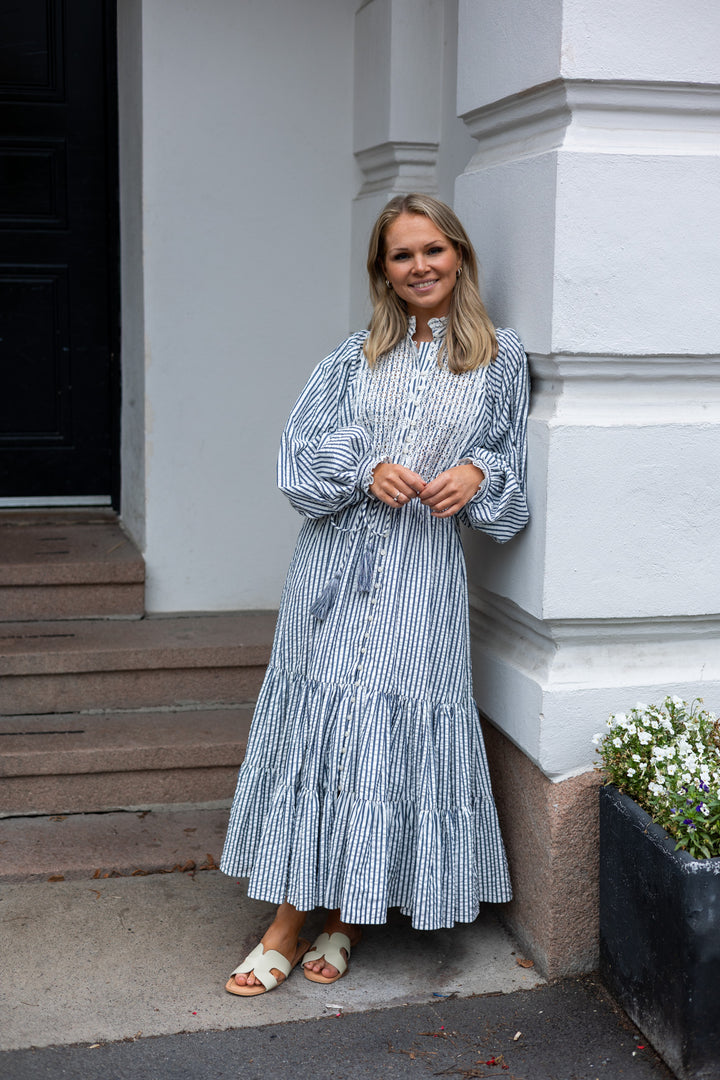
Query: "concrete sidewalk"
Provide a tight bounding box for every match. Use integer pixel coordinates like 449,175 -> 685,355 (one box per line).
0,807 -> 677,1079
1,868 -> 542,1052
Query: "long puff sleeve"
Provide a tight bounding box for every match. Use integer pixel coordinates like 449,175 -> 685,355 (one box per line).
278,333 -> 372,519
456,328 -> 529,542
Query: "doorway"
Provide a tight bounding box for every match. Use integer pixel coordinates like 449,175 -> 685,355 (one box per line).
0,0 -> 119,505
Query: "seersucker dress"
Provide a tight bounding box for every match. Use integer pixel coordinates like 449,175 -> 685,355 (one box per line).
221,316 -> 529,930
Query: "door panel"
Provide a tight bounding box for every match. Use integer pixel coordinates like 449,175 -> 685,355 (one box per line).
0,0 -> 118,499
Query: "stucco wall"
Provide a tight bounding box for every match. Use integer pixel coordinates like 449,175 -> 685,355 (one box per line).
456,0 -> 720,781
120,0 -> 358,611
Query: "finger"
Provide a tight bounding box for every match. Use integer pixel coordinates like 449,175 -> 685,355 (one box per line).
421,485 -> 456,508
420,475 -> 454,501
387,487 -> 411,507
385,475 -> 424,504
396,468 -> 426,493
379,485 -> 409,507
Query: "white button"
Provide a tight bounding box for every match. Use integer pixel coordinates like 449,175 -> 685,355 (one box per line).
380,549 -> 386,556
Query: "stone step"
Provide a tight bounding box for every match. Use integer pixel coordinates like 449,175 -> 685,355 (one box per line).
0,706 -> 253,814
0,611 -> 275,716
0,509 -> 145,620
0,806 -> 233,882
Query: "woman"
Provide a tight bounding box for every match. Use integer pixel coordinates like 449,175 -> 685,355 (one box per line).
220,193 -> 529,995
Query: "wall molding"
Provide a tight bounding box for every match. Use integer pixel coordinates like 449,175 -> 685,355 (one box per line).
469,585 -> 720,692
354,140 -> 439,196
461,79 -> 720,168
469,584 -> 720,778
529,351 -> 720,424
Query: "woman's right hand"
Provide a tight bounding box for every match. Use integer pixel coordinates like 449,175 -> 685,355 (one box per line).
369,462 -> 426,508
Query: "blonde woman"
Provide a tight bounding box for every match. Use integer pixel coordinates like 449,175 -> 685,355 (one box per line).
221,194 -> 529,995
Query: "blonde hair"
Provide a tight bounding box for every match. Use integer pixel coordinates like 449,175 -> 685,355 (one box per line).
364,193 -> 498,373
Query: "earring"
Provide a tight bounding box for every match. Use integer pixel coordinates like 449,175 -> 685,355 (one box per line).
456,266 -> 462,278
385,279 -> 391,287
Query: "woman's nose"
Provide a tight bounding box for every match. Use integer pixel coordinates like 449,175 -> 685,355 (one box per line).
412,252 -> 428,273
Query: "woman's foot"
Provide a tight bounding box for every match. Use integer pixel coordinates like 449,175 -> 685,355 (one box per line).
232,902 -> 306,990
303,910 -> 362,981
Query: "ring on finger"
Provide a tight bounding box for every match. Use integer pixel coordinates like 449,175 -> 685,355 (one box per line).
393,491 -> 401,502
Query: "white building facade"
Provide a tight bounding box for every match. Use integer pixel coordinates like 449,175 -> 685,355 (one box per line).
116,0 -> 720,974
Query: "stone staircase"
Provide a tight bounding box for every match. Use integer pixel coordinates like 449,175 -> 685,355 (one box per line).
0,511 -> 273,816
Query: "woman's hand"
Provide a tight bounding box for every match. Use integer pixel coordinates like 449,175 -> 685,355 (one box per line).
370,462 -> 426,508
420,463 -> 485,518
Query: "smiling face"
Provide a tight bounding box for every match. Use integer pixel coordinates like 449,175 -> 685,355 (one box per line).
382,213 -> 462,321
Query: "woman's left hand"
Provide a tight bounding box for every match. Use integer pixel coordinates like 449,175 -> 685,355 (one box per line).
420,463 -> 484,518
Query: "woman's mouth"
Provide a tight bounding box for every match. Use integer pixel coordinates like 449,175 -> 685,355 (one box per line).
410,279 -> 438,292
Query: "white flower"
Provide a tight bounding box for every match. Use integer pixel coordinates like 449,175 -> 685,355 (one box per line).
650,719 -> 660,730
634,702 -> 648,712
632,754 -> 641,763
613,712 -> 627,726
671,695 -> 685,707
612,737 -> 623,748
648,781 -> 666,796
666,763 -> 677,775
626,768 -> 636,777
638,731 -> 652,745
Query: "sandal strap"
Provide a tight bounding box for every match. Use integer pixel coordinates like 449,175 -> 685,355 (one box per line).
303,932 -> 351,975
229,943 -> 291,991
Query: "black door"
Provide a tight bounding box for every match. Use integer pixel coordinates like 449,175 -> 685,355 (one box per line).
0,0 -> 119,501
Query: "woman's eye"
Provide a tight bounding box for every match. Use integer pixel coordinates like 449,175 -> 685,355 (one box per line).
428,246 -> 444,254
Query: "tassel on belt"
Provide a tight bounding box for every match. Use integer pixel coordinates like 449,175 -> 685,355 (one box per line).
309,503 -> 390,622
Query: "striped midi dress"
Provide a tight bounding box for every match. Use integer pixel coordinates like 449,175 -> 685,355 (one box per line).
221,316 -> 529,930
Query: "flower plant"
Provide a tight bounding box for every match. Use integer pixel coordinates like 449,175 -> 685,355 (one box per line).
594,696 -> 720,860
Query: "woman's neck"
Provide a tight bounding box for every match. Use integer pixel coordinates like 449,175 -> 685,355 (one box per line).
411,314 -> 433,343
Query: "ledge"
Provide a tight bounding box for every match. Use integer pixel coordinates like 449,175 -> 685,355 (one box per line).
461,78 -> 720,168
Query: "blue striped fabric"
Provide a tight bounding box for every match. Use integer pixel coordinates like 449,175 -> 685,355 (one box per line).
221,317 -> 529,929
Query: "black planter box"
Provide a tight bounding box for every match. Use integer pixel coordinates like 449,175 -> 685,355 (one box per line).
599,784 -> 720,1080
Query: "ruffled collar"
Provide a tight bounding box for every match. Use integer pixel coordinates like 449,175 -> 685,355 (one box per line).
407,315 -> 448,342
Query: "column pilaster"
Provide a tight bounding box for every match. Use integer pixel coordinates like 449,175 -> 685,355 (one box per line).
455,0 -> 720,974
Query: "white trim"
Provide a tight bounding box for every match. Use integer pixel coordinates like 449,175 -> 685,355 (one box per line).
355,141 -> 439,196
461,79 -> 720,167
470,587 -> 720,690
469,586 -> 720,778
0,495 -> 112,508
529,351 -> 720,424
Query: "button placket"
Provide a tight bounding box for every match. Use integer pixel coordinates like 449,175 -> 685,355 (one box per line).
338,517 -> 389,793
